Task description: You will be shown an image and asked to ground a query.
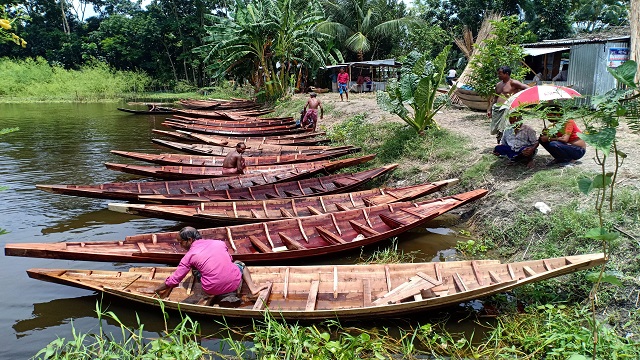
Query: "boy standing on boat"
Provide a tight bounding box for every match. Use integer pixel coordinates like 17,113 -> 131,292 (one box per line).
222,143 -> 246,174
301,92 -> 323,131
142,227 -> 268,306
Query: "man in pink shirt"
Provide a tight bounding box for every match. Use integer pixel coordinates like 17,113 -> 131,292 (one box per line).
337,67 -> 350,101
144,226 -> 267,306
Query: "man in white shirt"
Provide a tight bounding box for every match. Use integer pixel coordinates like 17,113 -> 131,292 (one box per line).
493,114 -> 539,168
446,68 -> 457,86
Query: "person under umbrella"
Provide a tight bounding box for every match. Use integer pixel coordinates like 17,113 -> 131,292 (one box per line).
493,112 -> 539,168
539,109 -> 587,166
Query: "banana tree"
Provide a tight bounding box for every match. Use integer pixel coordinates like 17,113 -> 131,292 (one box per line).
376,45 -> 452,134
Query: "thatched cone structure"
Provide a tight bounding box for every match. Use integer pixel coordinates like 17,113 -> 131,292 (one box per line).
454,13 -> 501,111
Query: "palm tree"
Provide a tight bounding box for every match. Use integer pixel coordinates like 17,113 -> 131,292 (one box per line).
320,0 -> 417,61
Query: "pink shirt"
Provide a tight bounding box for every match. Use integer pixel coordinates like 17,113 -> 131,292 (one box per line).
165,239 -> 241,295
337,72 -> 350,84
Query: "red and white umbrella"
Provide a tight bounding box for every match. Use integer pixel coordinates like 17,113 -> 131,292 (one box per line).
504,85 -> 581,110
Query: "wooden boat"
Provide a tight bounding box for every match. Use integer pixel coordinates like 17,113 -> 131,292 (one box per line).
117,107 -> 176,115
152,129 -> 327,142
110,149 -> 357,167
175,109 -> 278,119
104,155 -> 376,180
151,139 -> 357,156
24,253 -> 605,320
169,115 -> 295,127
36,165 -> 397,202
455,88 -> 489,112
179,99 -> 260,110
108,180 -> 458,224
185,131 -> 330,147
162,121 -> 313,137
139,165 -> 398,203
7,189 -> 488,264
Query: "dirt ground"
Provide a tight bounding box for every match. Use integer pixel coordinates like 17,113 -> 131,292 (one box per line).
300,91 -> 640,231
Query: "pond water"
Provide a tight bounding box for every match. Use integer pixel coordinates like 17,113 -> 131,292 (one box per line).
0,103 -> 475,358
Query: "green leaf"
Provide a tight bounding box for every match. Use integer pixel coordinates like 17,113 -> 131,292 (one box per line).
566,353 -> 588,360
606,60 -> 638,89
586,271 -> 623,286
591,173 -> 613,189
616,149 -> 627,158
584,227 -> 619,242
578,128 -> 616,156
577,178 -> 592,194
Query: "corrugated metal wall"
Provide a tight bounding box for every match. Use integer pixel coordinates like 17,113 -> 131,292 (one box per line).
568,41 -> 629,106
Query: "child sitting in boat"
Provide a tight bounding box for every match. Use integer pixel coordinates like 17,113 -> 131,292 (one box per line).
141,227 -> 268,306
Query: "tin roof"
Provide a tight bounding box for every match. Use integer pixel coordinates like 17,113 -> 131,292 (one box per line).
523,35 -> 630,48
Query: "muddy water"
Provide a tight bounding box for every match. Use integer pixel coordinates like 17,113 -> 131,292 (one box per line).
0,103 -> 474,358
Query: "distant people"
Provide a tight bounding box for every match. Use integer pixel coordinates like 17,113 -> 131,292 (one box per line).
222,143 -> 246,174
531,72 -> 543,86
488,66 -> 529,143
446,68 -> 457,86
337,67 -> 350,101
539,112 -> 586,166
493,114 -> 538,168
301,92 -> 323,131
356,75 -> 365,93
364,76 -> 372,92
142,226 -> 268,306
552,66 -> 568,82
329,71 -> 338,93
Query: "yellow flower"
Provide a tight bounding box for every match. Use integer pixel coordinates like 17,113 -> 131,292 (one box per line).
21,39 -> 27,48
0,19 -> 11,30
11,33 -> 18,39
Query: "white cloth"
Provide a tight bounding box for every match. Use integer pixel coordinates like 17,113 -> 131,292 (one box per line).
501,124 -> 538,151
447,69 -> 457,77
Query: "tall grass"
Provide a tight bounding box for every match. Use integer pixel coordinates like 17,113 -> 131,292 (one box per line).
0,57 -> 151,102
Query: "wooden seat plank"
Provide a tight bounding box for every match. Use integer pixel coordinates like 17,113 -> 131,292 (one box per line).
334,203 -> 350,211
349,220 -> 380,236
306,206 -> 323,215
488,270 -> 502,284
363,279 -> 372,307
279,207 -> 294,218
278,232 -> 306,250
523,266 -> 536,277
248,235 -> 272,253
471,261 -> 484,286
305,280 -> 320,311
315,226 -> 347,245
379,214 -> 406,229
252,282 -> 273,310
453,273 -> 468,292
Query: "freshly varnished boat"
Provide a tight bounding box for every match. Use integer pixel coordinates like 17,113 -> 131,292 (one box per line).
36,165 -> 397,202
138,165 -> 398,203
168,115 -> 295,127
151,129 -> 329,144
108,180 -> 458,224
7,189 -> 487,264
175,108 -> 277,119
162,121 -> 313,136
25,253 -> 605,319
151,139 -> 355,156
110,149 -> 357,167
104,155 -> 376,180
185,131 -> 330,146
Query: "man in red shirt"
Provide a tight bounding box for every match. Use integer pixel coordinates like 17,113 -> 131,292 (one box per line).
337,67 -> 350,101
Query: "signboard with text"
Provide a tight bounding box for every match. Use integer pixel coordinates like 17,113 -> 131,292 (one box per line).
607,48 -> 629,68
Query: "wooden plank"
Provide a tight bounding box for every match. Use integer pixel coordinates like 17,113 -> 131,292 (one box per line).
290,199 -> 298,216
305,280 -> 320,311
361,209 -> 373,227
137,242 -> 148,253
333,266 -> 338,299
252,282 -> 273,310
379,214 -> 405,229
349,193 -> 356,207
248,235 -> 272,253
543,260 -> 553,271
330,214 -> 342,235
413,294 -> 423,301
250,209 -> 261,218
523,266 -> 536,277
279,207 -> 294,218
507,264 -> 516,279
283,267 -> 289,299
263,223 -> 275,249
400,207 -> 426,218
488,271 -> 502,284
416,272 -> 442,286
297,218 -> 309,243
453,273 -> 468,292
309,186 -> 325,193
434,263 -> 442,282
307,205 -> 323,215
318,196 -> 327,212
232,202 -> 238,218
363,279 -> 372,307
471,261 -> 484,286
385,265 -> 392,292
225,227 -> 237,252
315,226 -> 347,245
278,232 -> 306,250
334,203 -> 350,211
349,220 -> 380,236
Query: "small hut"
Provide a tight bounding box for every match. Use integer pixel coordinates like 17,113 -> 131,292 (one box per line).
319,59 -> 402,93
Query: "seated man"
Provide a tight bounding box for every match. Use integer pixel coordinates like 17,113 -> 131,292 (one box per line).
493,114 -> 538,168
222,143 -> 246,175
142,227 -> 268,306
539,112 -> 586,166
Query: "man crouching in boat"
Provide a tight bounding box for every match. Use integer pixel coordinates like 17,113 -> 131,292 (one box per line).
141,226 -> 268,306
222,142 -> 247,175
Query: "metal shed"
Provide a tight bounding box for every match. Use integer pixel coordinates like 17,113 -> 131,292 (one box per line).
523,35 -> 631,105
322,59 -> 402,92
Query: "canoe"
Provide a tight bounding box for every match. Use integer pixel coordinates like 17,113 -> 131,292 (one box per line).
153,129 -> 328,142
162,121 -> 314,136
169,115 -> 296,127
139,165 -> 398,203
185,131 -> 330,147
104,155 -> 375,180
110,149 -> 358,167
455,88 -> 489,112
179,99 -> 261,110
175,109 -> 279,119
24,253 -> 605,320
36,165 -> 397,202
151,139 -> 357,156
108,180 -> 458,224
7,189 -> 488,264
117,108 -> 176,115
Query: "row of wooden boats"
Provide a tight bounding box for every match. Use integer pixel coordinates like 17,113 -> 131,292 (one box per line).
9,98 -> 604,320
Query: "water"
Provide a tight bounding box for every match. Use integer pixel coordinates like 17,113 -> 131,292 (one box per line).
0,103 -> 470,358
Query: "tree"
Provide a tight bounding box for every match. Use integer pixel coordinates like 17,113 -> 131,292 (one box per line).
376,45 -> 453,133
571,0 -> 629,32
522,0 -> 573,40
467,16 -> 533,100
